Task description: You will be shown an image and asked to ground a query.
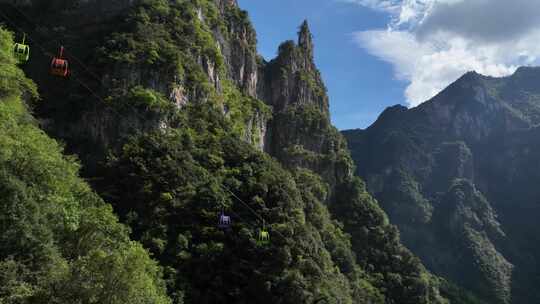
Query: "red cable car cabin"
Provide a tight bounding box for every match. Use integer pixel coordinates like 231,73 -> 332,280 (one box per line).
50,46 -> 69,77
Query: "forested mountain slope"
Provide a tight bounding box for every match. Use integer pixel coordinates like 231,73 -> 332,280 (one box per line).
0,26 -> 170,304
344,68 -> 540,304
0,0 -> 483,303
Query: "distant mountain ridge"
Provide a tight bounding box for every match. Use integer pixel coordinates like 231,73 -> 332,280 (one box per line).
343,66 -> 540,304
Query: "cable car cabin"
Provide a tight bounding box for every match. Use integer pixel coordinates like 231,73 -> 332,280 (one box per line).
13,43 -> 30,63
13,34 -> 29,63
50,46 -> 69,77
50,58 -> 69,77
257,229 -> 270,246
218,213 -> 231,229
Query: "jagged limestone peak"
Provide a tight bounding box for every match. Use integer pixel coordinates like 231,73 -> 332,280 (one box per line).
298,20 -> 313,58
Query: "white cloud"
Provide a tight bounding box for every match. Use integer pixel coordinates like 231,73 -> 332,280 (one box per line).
341,0 -> 401,13
349,0 -> 540,106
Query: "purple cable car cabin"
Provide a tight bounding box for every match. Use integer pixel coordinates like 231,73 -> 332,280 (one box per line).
218,213 -> 231,229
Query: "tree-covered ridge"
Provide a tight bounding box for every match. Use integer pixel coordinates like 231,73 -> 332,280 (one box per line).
0,27 -> 170,304
102,106 -> 388,303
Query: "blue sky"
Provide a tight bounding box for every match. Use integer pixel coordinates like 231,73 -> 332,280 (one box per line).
237,0 -> 540,130
237,0 -> 407,130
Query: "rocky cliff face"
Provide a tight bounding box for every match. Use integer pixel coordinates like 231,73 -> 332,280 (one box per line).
3,0 -> 269,164
259,21 -> 352,197
262,21 -> 328,113
7,0 -> 344,183
215,0 -> 259,98
344,67 -> 540,304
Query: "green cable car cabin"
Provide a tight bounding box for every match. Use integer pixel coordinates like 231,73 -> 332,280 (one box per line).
13,34 -> 29,63
257,228 -> 270,246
